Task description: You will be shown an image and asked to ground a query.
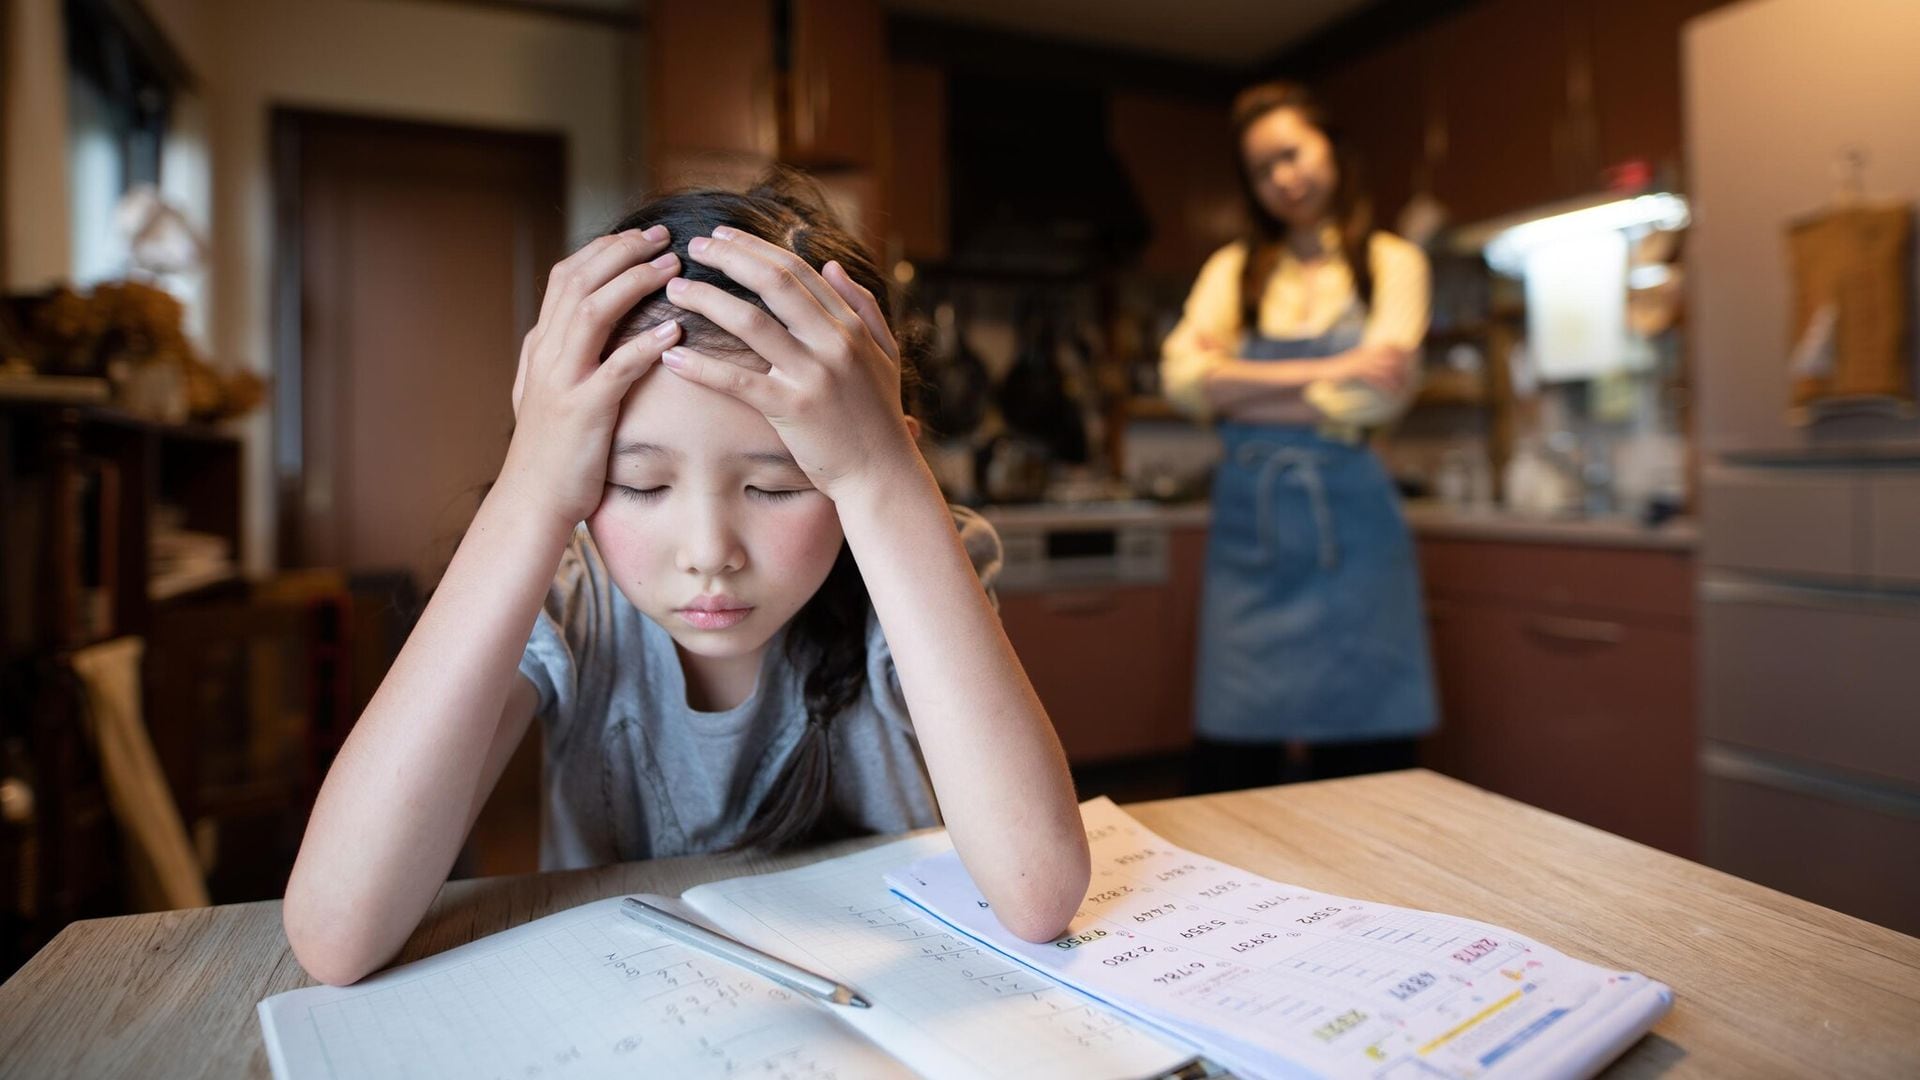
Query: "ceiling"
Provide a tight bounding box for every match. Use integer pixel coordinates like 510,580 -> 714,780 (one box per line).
494,0 -> 1376,67
884,0 -> 1372,66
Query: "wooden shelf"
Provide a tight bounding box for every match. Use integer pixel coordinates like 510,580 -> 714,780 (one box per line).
1123,395 -> 1184,420
1415,368 -> 1489,406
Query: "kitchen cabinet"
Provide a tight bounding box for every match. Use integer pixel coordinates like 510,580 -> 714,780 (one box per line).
1308,0 -> 1739,227
1107,93 -> 1248,280
648,0 -> 778,186
887,62 -> 948,262
646,0 -> 884,189
1589,0 -> 1728,178
784,0 -> 885,170
1417,536 -> 1698,857
1430,0 -> 1575,223
1314,30 -> 1429,232
997,524 -> 1206,763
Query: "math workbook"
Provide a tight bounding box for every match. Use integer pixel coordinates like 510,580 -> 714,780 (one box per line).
887,798 -> 1673,1080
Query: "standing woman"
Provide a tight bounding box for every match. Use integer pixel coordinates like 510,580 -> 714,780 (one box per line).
1162,81 -> 1438,792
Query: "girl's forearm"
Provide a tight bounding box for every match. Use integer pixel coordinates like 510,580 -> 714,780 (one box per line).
282,479 -> 573,983
834,449 -> 1091,942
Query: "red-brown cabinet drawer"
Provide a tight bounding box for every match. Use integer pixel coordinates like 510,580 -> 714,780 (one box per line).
999,584 -> 1194,764
1422,599 -> 1698,856
1419,538 -> 1694,622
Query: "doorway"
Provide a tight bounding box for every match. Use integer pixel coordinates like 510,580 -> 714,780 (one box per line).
272,110 -> 567,876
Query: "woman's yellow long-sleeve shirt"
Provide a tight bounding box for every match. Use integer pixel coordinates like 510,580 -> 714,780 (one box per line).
1159,228 -> 1431,425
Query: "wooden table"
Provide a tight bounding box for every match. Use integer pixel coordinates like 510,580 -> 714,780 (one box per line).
3,770 -> 1917,1077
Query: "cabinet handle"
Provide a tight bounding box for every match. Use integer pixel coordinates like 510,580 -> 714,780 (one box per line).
1041,591 -> 1121,617
1525,615 -> 1624,646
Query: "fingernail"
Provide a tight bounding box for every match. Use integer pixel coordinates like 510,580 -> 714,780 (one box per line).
650,251 -> 677,268
665,277 -> 687,296
688,236 -> 710,256
651,320 -> 678,340
661,347 -> 687,369
711,226 -> 736,240
641,224 -> 667,241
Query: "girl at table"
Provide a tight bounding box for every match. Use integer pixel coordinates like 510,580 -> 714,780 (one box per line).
283,174 -> 1090,986
1160,81 -> 1439,793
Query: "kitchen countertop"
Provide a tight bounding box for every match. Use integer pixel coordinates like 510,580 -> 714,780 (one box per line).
1401,500 -> 1698,551
976,498 -> 1696,551
979,499 -> 1212,531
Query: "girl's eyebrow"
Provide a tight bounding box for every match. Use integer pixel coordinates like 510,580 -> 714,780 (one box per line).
742,451 -> 807,476
614,442 -> 803,474
613,441 -> 677,459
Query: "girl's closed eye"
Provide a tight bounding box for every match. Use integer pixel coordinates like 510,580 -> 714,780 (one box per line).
747,485 -> 811,502
610,483 -> 668,503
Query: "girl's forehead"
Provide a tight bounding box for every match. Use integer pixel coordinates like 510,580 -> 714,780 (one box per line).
613,364 -> 786,461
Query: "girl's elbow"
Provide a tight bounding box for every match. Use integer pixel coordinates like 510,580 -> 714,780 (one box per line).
1000,843 -> 1092,944
283,895 -> 385,987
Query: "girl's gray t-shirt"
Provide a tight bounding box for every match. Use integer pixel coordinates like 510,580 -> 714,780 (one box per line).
516,507 -> 1002,870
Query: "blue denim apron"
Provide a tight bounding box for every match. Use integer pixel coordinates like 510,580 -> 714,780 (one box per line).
1192,303 -> 1439,743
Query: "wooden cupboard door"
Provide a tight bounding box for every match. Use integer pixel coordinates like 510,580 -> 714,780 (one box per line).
1431,0 -> 1575,222
999,585 -> 1191,764
650,0 -> 777,161
786,0 -> 884,169
1315,29 -> 1430,235
1588,0 -> 1732,176
888,62 -> 948,262
1108,92 -> 1248,280
1422,599 -> 1698,856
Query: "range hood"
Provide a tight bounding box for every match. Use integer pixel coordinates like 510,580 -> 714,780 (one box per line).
945,74 -> 1150,276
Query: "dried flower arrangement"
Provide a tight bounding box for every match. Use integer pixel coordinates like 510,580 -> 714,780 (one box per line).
0,281 -> 264,424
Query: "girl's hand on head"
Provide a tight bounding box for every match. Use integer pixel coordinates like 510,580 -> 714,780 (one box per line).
658,228 -> 917,502
498,225 -> 684,532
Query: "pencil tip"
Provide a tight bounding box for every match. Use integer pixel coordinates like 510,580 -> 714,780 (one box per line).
849,994 -> 871,1009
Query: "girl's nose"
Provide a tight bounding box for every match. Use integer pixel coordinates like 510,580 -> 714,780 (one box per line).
676,506 -> 746,576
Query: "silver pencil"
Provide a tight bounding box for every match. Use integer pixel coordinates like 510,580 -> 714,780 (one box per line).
619,896 -> 872,1008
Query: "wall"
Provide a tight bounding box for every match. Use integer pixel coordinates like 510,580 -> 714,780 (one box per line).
2,0 -> 72,289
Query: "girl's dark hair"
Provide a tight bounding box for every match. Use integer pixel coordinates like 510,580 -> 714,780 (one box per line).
1230,81 -> 1376,329
600,169 -> 925,852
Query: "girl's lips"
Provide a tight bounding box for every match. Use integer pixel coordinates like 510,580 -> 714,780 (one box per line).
677,606 -> 752,631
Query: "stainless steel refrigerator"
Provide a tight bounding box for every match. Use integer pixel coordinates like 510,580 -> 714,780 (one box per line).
1685,0 -> 1920,935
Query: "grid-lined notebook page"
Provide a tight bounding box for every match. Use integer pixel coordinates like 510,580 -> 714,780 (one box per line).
685,834 -> 1195,1080
257,895 -> 905,1080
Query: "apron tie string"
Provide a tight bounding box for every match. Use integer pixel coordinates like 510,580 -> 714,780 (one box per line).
1235,440 -> 1339,571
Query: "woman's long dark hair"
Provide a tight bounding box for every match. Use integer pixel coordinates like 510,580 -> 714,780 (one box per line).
1231,81 -> 1376,329
600,170 -> 925,852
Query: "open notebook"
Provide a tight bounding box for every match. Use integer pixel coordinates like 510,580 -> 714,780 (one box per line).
259,798 -> 1670,1079
256,831 -> 1197,1080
